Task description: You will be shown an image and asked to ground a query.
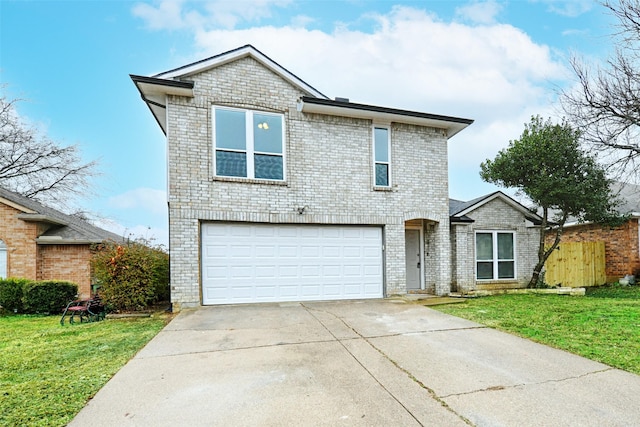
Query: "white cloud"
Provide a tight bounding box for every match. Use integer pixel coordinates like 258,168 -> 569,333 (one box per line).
134,2 -> 571,199
455,0 -> 503,25
94,218 -> 169,248
108,187 -> 167,215
133,0 -> 293,30
534,0 -> 593,17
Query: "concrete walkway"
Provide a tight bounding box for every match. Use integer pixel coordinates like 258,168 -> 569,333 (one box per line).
70,300 -> 640,426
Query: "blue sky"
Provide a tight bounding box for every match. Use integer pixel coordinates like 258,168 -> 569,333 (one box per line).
0,0 -> 616,246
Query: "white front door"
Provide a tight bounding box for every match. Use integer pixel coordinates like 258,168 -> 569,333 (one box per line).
405,229 -> 421,291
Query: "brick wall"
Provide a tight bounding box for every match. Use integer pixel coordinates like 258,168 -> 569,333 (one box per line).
165,56 -> 452,309
0,202 -> 41,280
548,219 -> 640,282
1,201 -> 92,296
37,244 -> 93,298
451,197 -> 540,292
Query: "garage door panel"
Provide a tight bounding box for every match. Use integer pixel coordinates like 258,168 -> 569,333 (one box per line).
201,223 -> 383,305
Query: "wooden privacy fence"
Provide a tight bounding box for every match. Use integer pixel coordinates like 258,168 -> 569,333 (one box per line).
544,241 -> 606,287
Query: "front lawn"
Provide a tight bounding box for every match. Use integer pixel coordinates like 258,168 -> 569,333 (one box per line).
433,285 -> 640,375
0,314 -> 170,427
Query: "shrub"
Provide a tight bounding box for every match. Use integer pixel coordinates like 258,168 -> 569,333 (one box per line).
0,278 -> 31,313
91,240 -> 169,312
22,280 -> 78,314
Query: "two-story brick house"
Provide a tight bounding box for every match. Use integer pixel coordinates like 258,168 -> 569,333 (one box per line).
132,45 -> 473,310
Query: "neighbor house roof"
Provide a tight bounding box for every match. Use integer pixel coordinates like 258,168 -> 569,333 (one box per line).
0,187 -> 123,244
562,181 -> 640,228
449,191 -> 542,225
131,44 -> 473,137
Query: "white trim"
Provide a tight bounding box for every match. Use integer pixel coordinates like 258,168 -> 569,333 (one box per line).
474,230 -> 517,281
372,125 -> 391,188
457,192 -> 540,221
211,106 -> 286,182
0,239 -> 6,279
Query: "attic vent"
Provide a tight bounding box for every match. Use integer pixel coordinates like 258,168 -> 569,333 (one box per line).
334,97 -> 350,103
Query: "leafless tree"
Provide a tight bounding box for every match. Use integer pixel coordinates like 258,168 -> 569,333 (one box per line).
0,95 -> 98,209
561,0 -> 640,181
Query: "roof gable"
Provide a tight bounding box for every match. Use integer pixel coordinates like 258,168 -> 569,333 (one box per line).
155,45 -> 327,99
450,191 -> 542,225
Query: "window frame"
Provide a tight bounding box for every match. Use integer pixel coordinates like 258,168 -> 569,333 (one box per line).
0,239 -> 6,279
474,230 -> 516,281
372,124 -> 391,188
212,106 -> 286,181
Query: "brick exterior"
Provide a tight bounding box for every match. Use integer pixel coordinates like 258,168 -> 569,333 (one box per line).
451,198 -> 539,292
38,244 -> 93,297
0,201 -> 93,298
165,56 -> 453,310
548,219 -> 640,282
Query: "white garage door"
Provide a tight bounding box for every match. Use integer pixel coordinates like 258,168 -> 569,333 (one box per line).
201,223 -> 384,305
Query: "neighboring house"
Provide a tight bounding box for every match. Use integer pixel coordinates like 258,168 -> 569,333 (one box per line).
0,186 -> 122,297
552,182 -> 640,283
131,44 -> 474,309
450,191 -> 542,293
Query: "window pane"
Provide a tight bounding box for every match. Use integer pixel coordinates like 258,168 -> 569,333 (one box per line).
498,233 -> 514,260
374,127 -> 389,162
254,113 -> 283,154
375,163 -> 389,186
476,233 -> 493,260
498,261 -> 515,279
254,154 -> 283,180
477,262 -> 494,280
215,109 -> 246,150
216,150 -> 247,177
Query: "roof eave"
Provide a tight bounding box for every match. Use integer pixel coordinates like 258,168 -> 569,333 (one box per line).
298,97 -> 473,138
36,236 -> 103,245
130,74 -> 195,135
16,213 -> 68,226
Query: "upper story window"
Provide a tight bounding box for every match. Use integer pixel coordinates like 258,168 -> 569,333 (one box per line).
213,107 -> 285,181
475,231 -> 516,280
373,126 -> 391,187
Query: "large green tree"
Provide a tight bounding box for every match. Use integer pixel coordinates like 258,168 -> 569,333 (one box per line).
480,116 -> 621,288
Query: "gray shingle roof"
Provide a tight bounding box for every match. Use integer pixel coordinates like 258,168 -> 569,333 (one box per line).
0,186 -> 123,244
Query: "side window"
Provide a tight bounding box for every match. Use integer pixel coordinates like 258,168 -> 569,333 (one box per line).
0,239 -> 6,279
213,107 -> 285,181
373,126 -> 390,187
475,231 -> 515,280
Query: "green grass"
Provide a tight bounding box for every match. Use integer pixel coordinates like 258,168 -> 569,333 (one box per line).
0,314 -> 170,427
433,285 -> 640,375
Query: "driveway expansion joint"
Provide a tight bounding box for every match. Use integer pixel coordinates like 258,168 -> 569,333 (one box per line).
439,367 -> 616,399
301,303 -> 475,426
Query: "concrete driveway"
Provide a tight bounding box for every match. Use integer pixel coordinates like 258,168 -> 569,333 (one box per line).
70,299 -> 640,426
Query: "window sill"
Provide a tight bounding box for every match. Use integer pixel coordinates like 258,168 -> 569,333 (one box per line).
373,186 -> 394,192
476,279 -> 518,284
213,176 -> 288,186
